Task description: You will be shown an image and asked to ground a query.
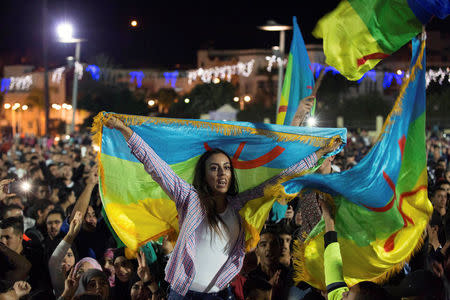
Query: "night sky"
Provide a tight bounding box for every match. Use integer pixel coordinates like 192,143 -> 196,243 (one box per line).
0,0 -> 449,71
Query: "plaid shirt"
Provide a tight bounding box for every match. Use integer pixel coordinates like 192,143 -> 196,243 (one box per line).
127,132 -> 318,296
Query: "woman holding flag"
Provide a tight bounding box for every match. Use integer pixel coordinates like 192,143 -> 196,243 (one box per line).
105,115 -> 340,299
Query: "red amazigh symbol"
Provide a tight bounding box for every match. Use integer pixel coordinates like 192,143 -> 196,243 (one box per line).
363,136 -> 425,252
357,53 -> 390,67
278,106 -> 288,113
203,142 -> 285,170
398,135 -> 406,158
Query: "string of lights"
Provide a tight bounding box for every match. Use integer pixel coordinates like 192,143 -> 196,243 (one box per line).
0,62 -> 448,94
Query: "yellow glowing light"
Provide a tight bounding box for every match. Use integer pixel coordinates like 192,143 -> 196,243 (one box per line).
55,136 -> 61,142
65,135 -> 70,140
233,97 -> 239,102
4,103 -> 11,109
12,103 -> 21,110
184,98 -> 190,104
21,105 -> 28,111
244,96 -> 251,102
131,20 -> 138,27
213,78 -> 220,84
93,145 -> 100,152
397,70 -> 403,75
148,100 -> 155,106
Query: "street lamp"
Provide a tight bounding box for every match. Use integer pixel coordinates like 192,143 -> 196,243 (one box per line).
258,20 -> 292,117
56,22 -> 86,134
4,103 -> 28,136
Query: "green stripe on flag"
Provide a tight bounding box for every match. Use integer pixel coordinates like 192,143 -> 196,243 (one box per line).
349,0 -> 422,53
395,112 -> 426,193
100,153 -> 283,206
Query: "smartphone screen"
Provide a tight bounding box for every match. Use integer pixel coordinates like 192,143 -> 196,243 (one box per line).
3,183 -> 11,194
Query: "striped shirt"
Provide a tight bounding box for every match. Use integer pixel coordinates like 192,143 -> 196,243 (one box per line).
127,132 -> 318,296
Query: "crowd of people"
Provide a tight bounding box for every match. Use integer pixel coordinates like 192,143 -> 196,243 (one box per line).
0,126 -> 448,300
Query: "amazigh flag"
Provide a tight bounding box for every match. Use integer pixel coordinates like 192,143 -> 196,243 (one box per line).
313,0 -> 450,81
276,16 -> 315,126
268,37 -> 432,288
91,116 -> 346,252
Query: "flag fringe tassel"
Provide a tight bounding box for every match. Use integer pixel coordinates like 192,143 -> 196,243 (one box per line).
91,111 -> 339,146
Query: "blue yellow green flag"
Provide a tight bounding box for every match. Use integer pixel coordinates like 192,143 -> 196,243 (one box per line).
270,37 -> 432,288
91,116 -> 346,252
313,0 -> 449,81
276,16 -> 315,126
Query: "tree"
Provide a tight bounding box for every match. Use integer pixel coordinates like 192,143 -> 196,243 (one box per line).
169,81 -> 237,118
77,79 -> 150,128
150,88 -> 178,114
237,102 -> 276,123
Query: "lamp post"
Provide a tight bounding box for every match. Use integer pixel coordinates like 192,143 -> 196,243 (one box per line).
4,103 -> 29,137
56,23 -> 86,134
258,20 -> 292,117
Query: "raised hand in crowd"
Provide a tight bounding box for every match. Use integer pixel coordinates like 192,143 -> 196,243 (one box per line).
12,281 -> 31,299
137,250 -> 161,294
284,205 -> 294,220
291,95 -> 316,126
319,198 -> 335,232
137,250 -> 153,283
0,179 -> 15,202
65,211 -> 83,244
105,115 -> 133,141
268,269 -> 281,287
70,165 -> 98,222
60,267 -> 79,300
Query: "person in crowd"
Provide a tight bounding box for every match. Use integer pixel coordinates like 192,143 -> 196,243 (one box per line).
49,211 -> 82,298
101,248 -> 116,288
80,269 -> 110,300
0,222 -> 31,281
27,199 -> 55,238
130,279 -> 152,300
74,257 -> 103,282
29,166 -> 45,184
105,115 -> 340,299
31,180 -> 51,203
431,187 -> 447,217
56,163 -> 83,198
58,188 -> 77,215
1,196 -> 24,212
111,248 -> 135,300
278,225 -> 292,268
2,204 -> 35,231
248,226 -> 291,300
46,209 -> 65,240
70,168 -> 114,260
0,216 -> 53,296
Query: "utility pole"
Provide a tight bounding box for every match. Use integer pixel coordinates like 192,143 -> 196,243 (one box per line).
43,0 -> 50,136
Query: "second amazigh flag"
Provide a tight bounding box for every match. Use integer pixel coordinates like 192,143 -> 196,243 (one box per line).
313,0 -> 450,81
271,37 -> 432,288
91,116 -> 346,252
276,16 -> 315,126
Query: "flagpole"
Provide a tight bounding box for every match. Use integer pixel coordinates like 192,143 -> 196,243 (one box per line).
276,30 -> 286,116
291,69 -> 326,126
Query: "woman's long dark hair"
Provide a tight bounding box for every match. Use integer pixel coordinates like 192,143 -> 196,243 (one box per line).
193,148 -> 239,237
